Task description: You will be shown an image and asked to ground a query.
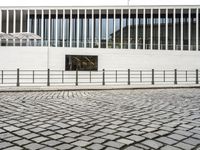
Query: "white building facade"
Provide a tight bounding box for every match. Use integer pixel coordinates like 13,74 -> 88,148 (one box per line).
0,5 -> 200,70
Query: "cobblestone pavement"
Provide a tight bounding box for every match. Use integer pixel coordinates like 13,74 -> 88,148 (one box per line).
0,89 -> 200,150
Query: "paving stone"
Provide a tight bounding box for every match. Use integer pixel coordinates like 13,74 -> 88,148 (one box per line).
143,133 -> 159,139
49,134 -> 63,139
40,147 -> 56,150
168,134 -> 186,141
127,135 -> 145,142
72,140 -> 91,147
124,146 -> 143,150
175,142 -> 195,150
68,127 -> 85,132
32,136 -> 49,143
160,145 -> 182,150
104,141 -> 125,149
14,130 -> 30,136
55,143 -> 74,150
60,137 -> 76,143
102,134 -> 119,140
3,126 -> 20,132
101,129 -> 116,134
87,143 -> 105,150
183,137 -> 200,146
14,139 -> 31,146
156,137 -> 178,145
42,140 -> 61,146
3,146 -> 23,150
91,138 -> 107,144
117,138 -> 134,145
24,143 -> 45,150
0,142 -> 13,149
142,140 -> 163,149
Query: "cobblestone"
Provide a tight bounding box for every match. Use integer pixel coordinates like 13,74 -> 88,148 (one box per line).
0,89 -> 200,149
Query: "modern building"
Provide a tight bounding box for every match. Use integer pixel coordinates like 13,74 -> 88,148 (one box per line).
0,5 -> 200,70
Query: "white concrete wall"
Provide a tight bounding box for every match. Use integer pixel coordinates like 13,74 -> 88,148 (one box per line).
0,46 -> 200,70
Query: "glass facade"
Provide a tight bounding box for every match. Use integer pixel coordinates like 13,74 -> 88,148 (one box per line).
0,7 -> 199,51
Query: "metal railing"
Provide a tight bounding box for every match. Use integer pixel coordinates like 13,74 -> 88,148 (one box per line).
0,40 -> 200,51
0,69 -> 199,87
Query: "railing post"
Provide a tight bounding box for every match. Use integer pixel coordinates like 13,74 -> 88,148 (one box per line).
115,70 -> 117,83
196,69 -> 199,84
174,69 -> 177,84
90,71 -> 91,83
47,69 -> 50,86
152,69 -> 154,85
76,69 -> 78,86
163,70 -> 165,82
33,70 -> 35,83
1,70 -> 3,84
62,70 -> 64,83
102,69 -> 105,85
16,68 -> 20,87
128,69 -> 130,85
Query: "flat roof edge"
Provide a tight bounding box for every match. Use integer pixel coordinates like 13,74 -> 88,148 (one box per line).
0,5 -> 200,9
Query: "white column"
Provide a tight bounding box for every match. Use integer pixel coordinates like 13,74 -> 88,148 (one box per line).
113,9 -> 116,48
136,9 -> 138,49
20,10 -> 23,32
196,8 -> 199,51
6,10 -> 9,45
84,9 -> 87,48
173,9 -> 176,50
188,8 -> 191,51
34,9 -> 37,46
48,9 -> 51,47
181,8 -> 183,51
0,9 -> 1,45
128,9 -> 131,49
41,10 -> 44,46
70,9 -> 72,48
62,9 -> 65,47
6,10 -> 9,33
158,9 -> 160,50
91,9 -> 94,48
27,10 -> 30,46
99,9 -> 101,48
13,10 -> 16,46
0,9 -> 1,32
13,10 -> 16,33
143,9 -> 145,50
121,9 -> 123,49
77,9 -> 79,48
150,9 -> 153,50
166,9 -> 168,50
55,9 -> 58,47
106,9 -> 108,48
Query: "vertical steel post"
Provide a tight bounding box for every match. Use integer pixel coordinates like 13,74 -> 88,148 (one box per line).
90,71 -> 92,83
196,69 -> 199,84
33,70 -> 35,83
116,70 -> 117,83
16,68 -> 20,87
174,69 -> 177,84
47,69 -> 50,86
128,69 -> 130,85
163,70 -> 165,82
62,70 -> 64,83
76,69 -> 78,86
152,69 -> 154,85
102,69 -> 105,85
1,70 -> 3,84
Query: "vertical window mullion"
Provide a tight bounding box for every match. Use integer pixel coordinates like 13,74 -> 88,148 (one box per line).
158,9 -> 160,50
41,9 -> 44,47
99,9 -> 101,48
136,9 -> 138,49
128,9 -> 130,49
77,9 -> 79,48
181,8 -> 183,50
196,8 -> 199,51
70,9 -> 72,48
143,9 -> 145,50
173,9 -> 176,50
55,9 -> 58,47
91,9 -> 94,48
113,9 -> 116,48
62,9 -> 65,48
150,9 -> 153,50
165,9 -> 168,50
121,9 -> 123,49
188,8 -> 191,51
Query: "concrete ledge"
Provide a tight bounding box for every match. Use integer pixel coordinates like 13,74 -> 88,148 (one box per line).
0,84 -> 200,92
